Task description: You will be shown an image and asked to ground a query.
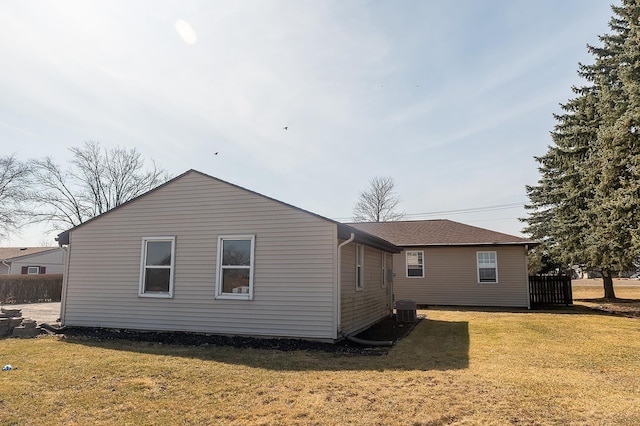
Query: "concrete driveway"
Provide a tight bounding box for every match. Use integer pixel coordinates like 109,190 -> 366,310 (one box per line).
1,302 -> 61,324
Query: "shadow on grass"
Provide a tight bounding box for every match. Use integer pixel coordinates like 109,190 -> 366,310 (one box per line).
58,318 -> 470,372
574,297 -> 640,303
398,318 -> 470,371
55,303 -> 638,372
572,298 -> 640,319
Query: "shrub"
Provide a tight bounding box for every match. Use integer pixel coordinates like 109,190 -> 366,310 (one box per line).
0,274 -> 63,304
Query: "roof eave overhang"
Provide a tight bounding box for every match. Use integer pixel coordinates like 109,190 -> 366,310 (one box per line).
56,231 -> 70,246
55,221 -> 403,253
396,242 -> 540,248
337,224 -> 402,253
5,248 -> 61,261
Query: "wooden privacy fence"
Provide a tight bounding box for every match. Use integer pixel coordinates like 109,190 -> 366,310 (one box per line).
529,275 -> 572,306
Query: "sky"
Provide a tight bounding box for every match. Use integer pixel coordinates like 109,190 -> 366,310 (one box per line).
0,0 -> 617,246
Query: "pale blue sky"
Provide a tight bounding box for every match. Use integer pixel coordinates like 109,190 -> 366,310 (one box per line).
1,0 -> 615,245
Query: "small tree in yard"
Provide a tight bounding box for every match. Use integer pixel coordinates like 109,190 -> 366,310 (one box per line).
28,141 -> 171,231
353,176 -> 405,222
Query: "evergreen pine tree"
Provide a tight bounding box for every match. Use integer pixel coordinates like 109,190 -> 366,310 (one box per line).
524,1 -> 640,298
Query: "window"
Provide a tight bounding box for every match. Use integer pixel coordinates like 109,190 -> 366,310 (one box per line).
477,251 -> 498,283
406,251 -> 424,278
22,266 -> 45,274
216,235 -> 255,300
381,252 -> 386,288
356,244 -> 364,290
139,236 -> 176,298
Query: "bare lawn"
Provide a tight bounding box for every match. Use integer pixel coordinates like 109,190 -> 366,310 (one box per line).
1,294 -> 640,424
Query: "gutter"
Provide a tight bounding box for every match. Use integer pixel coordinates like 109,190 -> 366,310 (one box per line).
396,242 -> 538,247
336,232 -> 355,339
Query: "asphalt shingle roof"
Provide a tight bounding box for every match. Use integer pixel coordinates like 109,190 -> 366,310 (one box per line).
0,247 -> 58,261
346,219 -> 536,247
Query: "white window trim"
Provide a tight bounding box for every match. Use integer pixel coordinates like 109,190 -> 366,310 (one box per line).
356,244 -> 364,291
139,236 -> 176,298
215,235 -> 255,300
406,250 -> 425,278
27,266 -> 40,275
477,251 -> 498,284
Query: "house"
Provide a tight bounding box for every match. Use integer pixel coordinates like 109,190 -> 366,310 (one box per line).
348,220 -> 536,308
57,170 -> 400,341
0,247 -> 65,275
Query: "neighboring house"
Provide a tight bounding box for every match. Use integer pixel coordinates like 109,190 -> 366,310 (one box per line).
0,247 -> 65,275
348,220 -> 537,308
57,170 -> 400,342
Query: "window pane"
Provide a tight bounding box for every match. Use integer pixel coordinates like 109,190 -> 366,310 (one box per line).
479,268 -> 497,282
221,268 -> 250,293
355,245 -> 364,288
408,267 -> 423,277
222,240 -> 251,266
146,241 -> 172,266
407,252 -> 423,266
478,252 -> 496,266
407,251 -> 424,277
145,268 -> 171,292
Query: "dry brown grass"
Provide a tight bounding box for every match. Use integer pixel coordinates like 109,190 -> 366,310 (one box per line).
573,278 -> 640,317
2,307 -> 640,425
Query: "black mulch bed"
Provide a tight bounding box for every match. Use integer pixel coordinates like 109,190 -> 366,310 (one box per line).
58,315 -> 420,355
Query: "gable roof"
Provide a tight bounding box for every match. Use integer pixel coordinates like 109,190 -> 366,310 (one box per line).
346,219 -> 537,247
56,169 -> 401,253
0,247 -> 59,261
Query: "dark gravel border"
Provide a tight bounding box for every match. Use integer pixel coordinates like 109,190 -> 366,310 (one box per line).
57,316 -> 420,355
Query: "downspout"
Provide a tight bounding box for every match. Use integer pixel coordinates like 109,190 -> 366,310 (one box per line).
336,233 -> 355,339
59,244 -> 70,325
341,331 -> 394,347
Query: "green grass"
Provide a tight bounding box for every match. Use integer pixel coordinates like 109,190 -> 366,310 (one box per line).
2,306 -> 640,425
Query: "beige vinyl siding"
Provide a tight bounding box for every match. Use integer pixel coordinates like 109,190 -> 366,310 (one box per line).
62,172 -> 338,340
393,245 -> 529,308
9,249 -> 65,274
340,242 -> 392,335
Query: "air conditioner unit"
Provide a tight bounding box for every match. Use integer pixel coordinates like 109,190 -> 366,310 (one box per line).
396,299 -> 417,322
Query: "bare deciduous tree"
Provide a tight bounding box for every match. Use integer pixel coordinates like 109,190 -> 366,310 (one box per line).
352,176 -> 405,222
0,154 -> 32,240
29,141 -> 171,231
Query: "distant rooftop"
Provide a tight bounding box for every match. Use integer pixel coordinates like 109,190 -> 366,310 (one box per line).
0,247 -> 59,261
346,219 -> 536,247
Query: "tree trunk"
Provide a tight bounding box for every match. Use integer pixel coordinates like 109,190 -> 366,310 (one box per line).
602,269 -> 616,299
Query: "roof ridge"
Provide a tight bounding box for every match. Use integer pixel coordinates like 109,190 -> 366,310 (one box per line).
347,220 -> 536,246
